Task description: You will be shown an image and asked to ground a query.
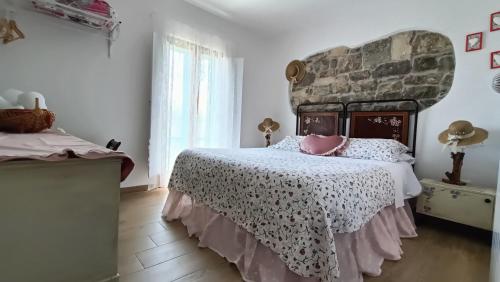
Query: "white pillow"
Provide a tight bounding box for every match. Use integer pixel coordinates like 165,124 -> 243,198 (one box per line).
339,138 -> 409,163
396,153 -> 416,164
269,136 -> 305,152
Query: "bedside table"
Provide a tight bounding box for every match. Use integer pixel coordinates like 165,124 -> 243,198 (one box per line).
417,179 -> 496,231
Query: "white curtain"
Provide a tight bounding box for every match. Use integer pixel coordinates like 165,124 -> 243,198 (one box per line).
149,30 -> 243,189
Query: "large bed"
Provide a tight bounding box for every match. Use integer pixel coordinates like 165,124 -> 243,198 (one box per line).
162,100 -> 422,282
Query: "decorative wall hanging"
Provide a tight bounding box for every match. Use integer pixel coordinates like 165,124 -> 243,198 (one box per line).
31,0 -> 121,57
491,51 -> 500,69
491,11 -> 500,32
439,120 -> 488,186
0,9 -> 25,45
465,32 -> 483,52
288,30 -> 456,114
493,73 -> 500,93
286,60 -> 306,83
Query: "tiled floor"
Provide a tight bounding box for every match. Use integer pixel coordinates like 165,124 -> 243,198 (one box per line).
118,189 -> 491,282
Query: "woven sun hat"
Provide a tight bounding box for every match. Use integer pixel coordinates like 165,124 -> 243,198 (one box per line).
285,60 -> 306,83
258,118 -> 280,134
438,120 -> 488,148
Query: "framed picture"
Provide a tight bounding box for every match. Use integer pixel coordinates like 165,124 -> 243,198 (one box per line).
491,51 -> 500,69
491,11 -> 500,32
349,111 -> 409,145
299,112 -> 339,136
465,32 -> 483,52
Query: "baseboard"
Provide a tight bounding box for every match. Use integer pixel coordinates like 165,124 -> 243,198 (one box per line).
120,185 -> 148,194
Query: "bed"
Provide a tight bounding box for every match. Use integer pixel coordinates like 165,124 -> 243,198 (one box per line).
162,100 -> 422,282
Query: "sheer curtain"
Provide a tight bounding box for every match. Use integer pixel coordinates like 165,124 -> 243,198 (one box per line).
149,29 -> 243,189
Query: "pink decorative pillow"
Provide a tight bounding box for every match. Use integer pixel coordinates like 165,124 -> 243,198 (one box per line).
299,135 -> 347,156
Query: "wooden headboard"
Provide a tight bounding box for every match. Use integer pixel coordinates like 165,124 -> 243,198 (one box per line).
348,111 -> 410,145
296,102 -> 345,136
295,99 -> 419,156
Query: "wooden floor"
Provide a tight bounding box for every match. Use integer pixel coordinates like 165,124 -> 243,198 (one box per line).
118,189 -> 491,282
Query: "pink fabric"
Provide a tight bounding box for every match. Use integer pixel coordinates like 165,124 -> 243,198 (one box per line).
0,130 -> 134,181
300,135 -> 347,156
84,0 -> 111,17
163,190 -> 417,282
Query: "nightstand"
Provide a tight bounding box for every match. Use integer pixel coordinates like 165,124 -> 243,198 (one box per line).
417,179 -> 496,231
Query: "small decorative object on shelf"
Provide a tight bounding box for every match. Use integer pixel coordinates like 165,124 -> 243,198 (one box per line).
438,120 -> 488,186
465,32 -> 482,52
31,0 -> 121,57
491,51 -> 500,69
491,11 -> 500,32
258,118 -> 280,147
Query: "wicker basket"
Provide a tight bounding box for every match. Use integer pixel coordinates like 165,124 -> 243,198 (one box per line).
0,98 -> 55,133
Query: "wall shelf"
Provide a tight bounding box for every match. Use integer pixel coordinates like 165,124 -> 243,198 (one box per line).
30,0 -> 121,57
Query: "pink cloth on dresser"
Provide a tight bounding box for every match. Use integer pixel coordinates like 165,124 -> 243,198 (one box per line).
163,190 -> 417,282
0,130 -> 134,181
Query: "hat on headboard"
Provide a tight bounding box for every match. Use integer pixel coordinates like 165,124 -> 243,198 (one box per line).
438,120 -> 488,148
285,60 -> 306,83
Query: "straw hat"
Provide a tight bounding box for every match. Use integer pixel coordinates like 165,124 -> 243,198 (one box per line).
285,60 -> 306,83
438,120 -> 488,147
258,118 -> 280,134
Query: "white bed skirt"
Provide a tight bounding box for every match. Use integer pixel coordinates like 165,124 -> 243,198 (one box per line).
162,190 -> 417,282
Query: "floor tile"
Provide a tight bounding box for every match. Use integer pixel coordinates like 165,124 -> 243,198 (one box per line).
118,236 -> 157,257
119,249 -> 226,282
118,254 -> 144,276
137,238 -> 199,268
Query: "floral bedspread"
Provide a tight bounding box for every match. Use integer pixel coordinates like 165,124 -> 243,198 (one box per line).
168,148 -> 396,281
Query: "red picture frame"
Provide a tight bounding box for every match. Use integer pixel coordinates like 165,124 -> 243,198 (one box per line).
491,11 -> 500,32
491,51 -> 500,69
465,32 -> 483,52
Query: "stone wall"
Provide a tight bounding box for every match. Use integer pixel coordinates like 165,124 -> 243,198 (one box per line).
290,30 -> 455,113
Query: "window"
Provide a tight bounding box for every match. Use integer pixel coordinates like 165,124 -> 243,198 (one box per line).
149,34 -> 243,188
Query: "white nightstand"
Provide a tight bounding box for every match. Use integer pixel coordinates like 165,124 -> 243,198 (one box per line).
417,179 -> 496,231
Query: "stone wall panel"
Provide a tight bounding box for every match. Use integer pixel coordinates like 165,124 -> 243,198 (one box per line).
290,30 -> 455,113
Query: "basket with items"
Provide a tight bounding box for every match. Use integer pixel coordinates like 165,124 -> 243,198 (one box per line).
0,89 -> 55,133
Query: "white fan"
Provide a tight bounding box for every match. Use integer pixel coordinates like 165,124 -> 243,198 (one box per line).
493,73 -> 500,94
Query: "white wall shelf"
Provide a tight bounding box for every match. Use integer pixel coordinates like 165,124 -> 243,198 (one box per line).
29,0 -> 121,57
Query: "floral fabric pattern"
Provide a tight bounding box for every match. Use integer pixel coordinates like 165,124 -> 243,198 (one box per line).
340,138 -> 409,163
168,148 -> 396,281
368,116 -> 404,141
269,135 -> 304,152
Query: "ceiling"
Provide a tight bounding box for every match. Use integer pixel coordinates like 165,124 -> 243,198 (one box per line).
184,0 -> 337,36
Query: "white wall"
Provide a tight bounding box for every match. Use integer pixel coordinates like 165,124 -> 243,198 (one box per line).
2,0 -> 499,188
0,0 -> 269,187
259,0 -> 500,188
